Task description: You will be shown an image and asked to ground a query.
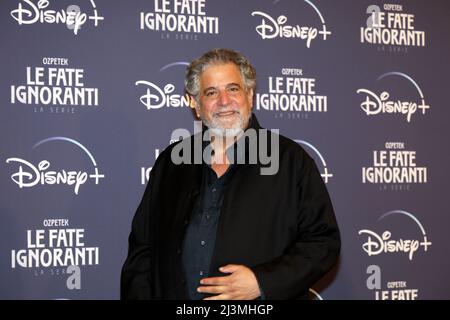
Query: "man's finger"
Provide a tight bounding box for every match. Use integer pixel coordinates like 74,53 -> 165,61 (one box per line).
203,293 -> 230,300
197,285 -> 227,294
200,276 -> 230,286
219,264 -> 241,273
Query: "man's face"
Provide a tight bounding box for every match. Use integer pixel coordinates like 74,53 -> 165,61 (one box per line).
192,63 -> 253,132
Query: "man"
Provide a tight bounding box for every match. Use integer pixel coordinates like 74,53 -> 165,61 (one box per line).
121,48 -> 340,300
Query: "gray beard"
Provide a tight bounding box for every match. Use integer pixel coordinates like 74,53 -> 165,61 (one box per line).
199,109 -> 251,137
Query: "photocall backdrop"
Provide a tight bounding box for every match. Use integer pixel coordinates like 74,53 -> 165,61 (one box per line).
1,0 -> 449,299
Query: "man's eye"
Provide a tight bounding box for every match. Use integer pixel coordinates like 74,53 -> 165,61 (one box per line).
205,91 -> 217,97
229,86 -> 240,92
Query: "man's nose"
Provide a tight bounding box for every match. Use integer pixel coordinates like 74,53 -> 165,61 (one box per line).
217,90 -> 231,106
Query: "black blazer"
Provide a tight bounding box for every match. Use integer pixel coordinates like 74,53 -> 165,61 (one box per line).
121,115 -> 340,299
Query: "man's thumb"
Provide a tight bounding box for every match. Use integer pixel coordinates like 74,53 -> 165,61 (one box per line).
219,264 -> 240,273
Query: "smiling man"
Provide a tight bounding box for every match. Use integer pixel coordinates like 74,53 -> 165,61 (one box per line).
121,48 -> 340,300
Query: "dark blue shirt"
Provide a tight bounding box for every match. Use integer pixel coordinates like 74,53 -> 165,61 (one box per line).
182,158 -> 238,300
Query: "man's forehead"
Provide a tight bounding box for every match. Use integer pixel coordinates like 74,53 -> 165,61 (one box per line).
199,62 -> 243,84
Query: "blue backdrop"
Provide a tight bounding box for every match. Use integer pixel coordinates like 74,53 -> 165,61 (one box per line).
1,0 -> 449,299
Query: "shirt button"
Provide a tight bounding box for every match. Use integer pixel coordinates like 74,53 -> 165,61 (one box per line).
199,271 -> 204,276
212,188 -> 217,192
200,240 -> 206,246
206,214 -> 211,220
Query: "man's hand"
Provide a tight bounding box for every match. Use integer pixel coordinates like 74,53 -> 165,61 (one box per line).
197,264 -> 261,300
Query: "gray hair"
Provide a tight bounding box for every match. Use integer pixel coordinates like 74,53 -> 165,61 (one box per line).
184,48 -> 256,101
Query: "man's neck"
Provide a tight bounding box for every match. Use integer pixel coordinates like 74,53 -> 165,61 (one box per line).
209,135 -> 231,177
211,134 -> 237,156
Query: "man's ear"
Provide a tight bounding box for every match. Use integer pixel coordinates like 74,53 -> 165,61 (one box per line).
187,94 -> 196,108
247,89 -> 254,110
187,94 -> 200,117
